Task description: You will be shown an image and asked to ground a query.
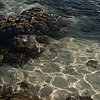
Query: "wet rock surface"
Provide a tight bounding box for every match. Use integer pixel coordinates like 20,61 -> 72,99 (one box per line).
0,7 -> 68,66
66,96 -> 93,100
0,84 -> 42,100
86,60 -> 98,68
4,92 -> 42,100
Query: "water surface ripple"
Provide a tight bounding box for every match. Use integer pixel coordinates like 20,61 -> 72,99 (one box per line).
0,0 -> 100,100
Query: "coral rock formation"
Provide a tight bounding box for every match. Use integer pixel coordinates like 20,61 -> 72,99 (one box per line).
0,7 -> 68,66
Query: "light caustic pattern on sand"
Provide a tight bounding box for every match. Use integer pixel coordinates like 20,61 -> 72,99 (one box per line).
0,36 -> 100,100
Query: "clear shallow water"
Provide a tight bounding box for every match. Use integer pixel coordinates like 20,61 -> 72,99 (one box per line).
0,0 -> 100,100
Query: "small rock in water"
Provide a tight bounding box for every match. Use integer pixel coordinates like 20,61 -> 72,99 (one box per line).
59,27 -> 69,37
57,6 -> 79,16
65,6 -> 79,15
86,60 -> 98,68
66,96 -> 93,100
17,80 -> 32,91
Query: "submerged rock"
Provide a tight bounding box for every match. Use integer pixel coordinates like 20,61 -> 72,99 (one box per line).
4,92 -> 42,100
0,84 -> 42,100
86,60 -> 98,68
0,35 -> 44,66
66,96 -> 93,100
0,7 -> 68,66
0,7 -> 67,42
57,6 -> 79,16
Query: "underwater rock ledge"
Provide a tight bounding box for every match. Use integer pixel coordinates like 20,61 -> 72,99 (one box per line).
0,83 -> 93,100
0,7 -> 68,66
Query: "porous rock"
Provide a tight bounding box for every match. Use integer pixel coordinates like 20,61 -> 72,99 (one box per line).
0,7 -> 68,66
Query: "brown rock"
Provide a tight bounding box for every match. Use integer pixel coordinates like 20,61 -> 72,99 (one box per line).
0,7 -> 69,66
0,84 -> 42,100
5,92 -> 42,100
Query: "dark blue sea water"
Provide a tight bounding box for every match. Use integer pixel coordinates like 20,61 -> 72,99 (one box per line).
0,0 -> 100,100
